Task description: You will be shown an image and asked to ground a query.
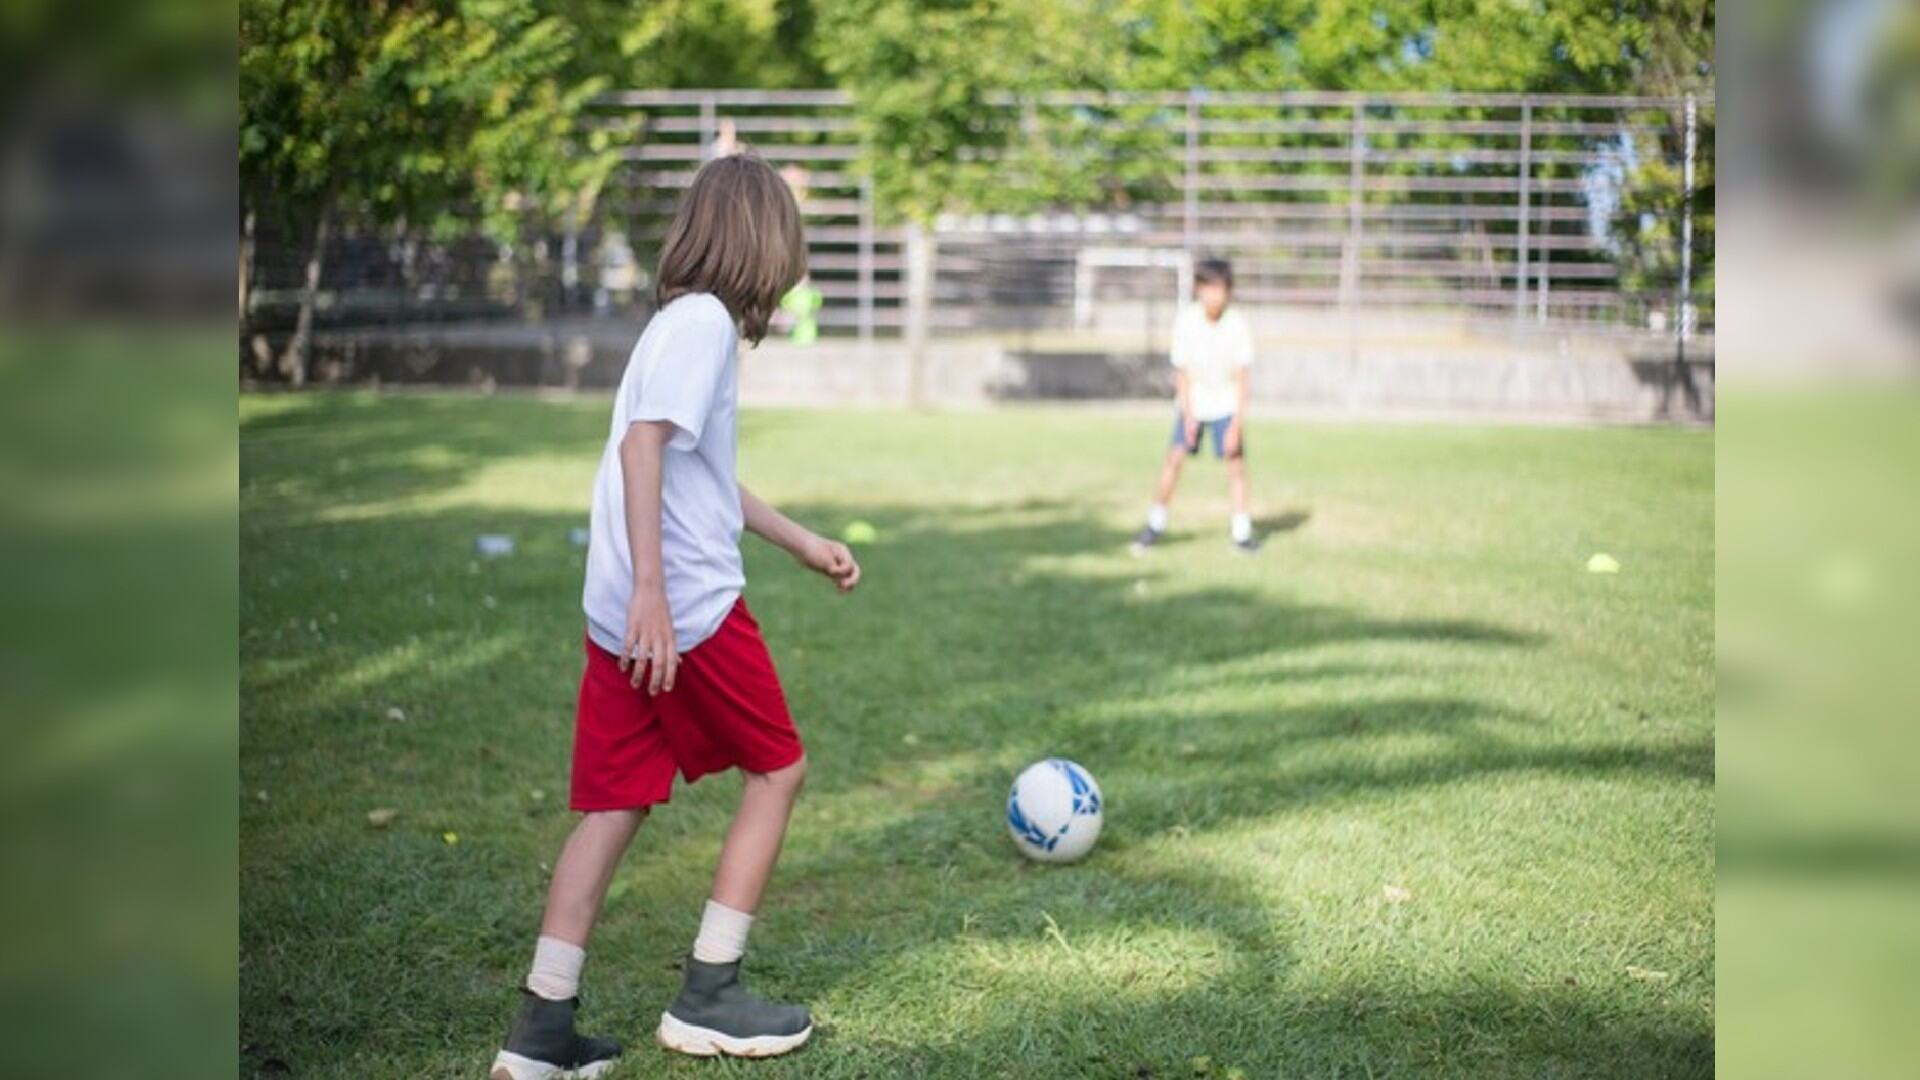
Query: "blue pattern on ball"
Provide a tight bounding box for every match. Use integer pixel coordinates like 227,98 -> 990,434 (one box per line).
1006,792 -> 1055,851
1008,759 -> 1102,855
1050,758 -> 1102,816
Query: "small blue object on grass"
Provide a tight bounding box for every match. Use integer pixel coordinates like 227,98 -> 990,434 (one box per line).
567,527 -> 591,549
475,534 -> 515,558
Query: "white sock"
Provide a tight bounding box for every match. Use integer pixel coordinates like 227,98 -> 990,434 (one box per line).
691,899 -> 754,964
1231,513 -> 1253,542
526,935 -> 585,1001
1147,503 -> 1169,532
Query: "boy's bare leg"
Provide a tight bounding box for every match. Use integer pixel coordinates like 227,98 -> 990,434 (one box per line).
656,756 -> 814,1059
539,808 -> 647,946
1227,455 -> 1255,546
1227,455 -> 1250,521
1153,444 -> 1188,507
710,755 -> 807,914
1136,444 -> 1189,547
494,810 -> 644,1079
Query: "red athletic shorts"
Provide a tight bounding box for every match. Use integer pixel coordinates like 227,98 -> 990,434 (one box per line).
570,598 -> 804,811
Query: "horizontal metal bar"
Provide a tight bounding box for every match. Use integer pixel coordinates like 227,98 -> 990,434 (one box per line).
623,143 -> 860,163
982,90 -> 1694,110
1188,174 -> 1591,193
815,306 -> 904,327
1228,284 -> 1627,305
1195,147 -> 1615,167
802,225 -> 909,244
1059,228 -> 1616,252
600,89 -> 852,107
645,115 -> 857,134
624,224 -> 909,247
595,88 -> 1707,112
1175,204 -> 1599,223
812,279 -> 905,300
1193,118 -> 1660,138
804,253 -> 905,272
628,169 -> 861,189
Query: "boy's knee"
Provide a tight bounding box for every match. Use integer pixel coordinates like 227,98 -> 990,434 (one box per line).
748,753 -> 807,793
583,806 -> 649,834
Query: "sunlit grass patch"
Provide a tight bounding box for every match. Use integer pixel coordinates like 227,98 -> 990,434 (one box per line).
242,392 -> 1712,1079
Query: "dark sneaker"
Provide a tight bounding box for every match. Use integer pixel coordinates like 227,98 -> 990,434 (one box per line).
1130,525 -> 1164,553
1232,534 -> 1261,554
656,957 -> 812,1058
489,990 -> 621,1080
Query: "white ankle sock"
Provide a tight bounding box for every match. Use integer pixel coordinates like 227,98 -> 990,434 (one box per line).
1147,504 -> 1169,532
691,899 -> 754,964
526,935 -> 585,1001
1231,513 -> 1252,542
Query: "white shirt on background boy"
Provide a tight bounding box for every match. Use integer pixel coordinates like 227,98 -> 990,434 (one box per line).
1169,302 -> 1254,422
583,292 -> 743,655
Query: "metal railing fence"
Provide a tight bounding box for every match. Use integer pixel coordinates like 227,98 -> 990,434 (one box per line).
246,88 -> 1712,351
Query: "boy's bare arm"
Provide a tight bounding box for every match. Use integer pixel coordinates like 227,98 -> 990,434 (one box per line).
741,485 -> 861,593
619,420 -> 679,694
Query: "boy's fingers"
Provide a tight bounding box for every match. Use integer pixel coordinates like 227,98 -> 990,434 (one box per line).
648,637 -> 675,695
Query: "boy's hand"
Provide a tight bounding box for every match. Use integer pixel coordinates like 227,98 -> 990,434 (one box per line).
798,534 -> 861,593
1183,413 -> 1200,449
620,584 -> 680,694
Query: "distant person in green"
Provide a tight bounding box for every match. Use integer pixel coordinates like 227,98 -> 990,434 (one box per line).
1133,258 -> 1259,553
778,279 -> 822,344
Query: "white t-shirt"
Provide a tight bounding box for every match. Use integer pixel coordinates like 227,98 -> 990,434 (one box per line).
583,293 -> 744,655
1169,303 -> 1254,422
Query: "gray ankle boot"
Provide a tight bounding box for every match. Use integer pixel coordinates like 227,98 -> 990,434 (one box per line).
489,990 -> 621,1079
655,957 -> 813,1058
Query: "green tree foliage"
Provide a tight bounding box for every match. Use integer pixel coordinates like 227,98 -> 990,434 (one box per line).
240,0 -> 617,380
1104,0 -> 1711,96
812,0 -> 1714,221
1865,3 -> 1920,207
813,0 -> 1127,222
554,0 -> 827,90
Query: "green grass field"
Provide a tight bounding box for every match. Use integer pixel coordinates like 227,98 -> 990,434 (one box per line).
240,393 -> 1712,1079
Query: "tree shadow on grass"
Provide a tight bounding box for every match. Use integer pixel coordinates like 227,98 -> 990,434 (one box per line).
1259,507 -> 1313,534
239,480 -> 1713,1078
240,392 -> 793,518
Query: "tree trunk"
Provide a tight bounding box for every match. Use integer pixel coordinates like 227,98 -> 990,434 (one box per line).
239,207 -> 255,330
279,200 -> 333,388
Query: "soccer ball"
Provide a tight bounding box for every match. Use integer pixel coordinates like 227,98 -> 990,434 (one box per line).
1006,758 -> 1104,863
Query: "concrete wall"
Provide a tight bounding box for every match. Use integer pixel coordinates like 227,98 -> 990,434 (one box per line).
741,335 -> 1713,424
293,316 -> 1713,424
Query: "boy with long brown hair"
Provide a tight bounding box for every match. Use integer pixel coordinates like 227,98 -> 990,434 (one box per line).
491,154 -> 859,1078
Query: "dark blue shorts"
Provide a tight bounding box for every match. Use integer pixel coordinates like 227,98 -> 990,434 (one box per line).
1170,412 -> 1243,459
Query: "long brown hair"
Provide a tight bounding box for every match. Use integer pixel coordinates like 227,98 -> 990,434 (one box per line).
654,153 -> 808,345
